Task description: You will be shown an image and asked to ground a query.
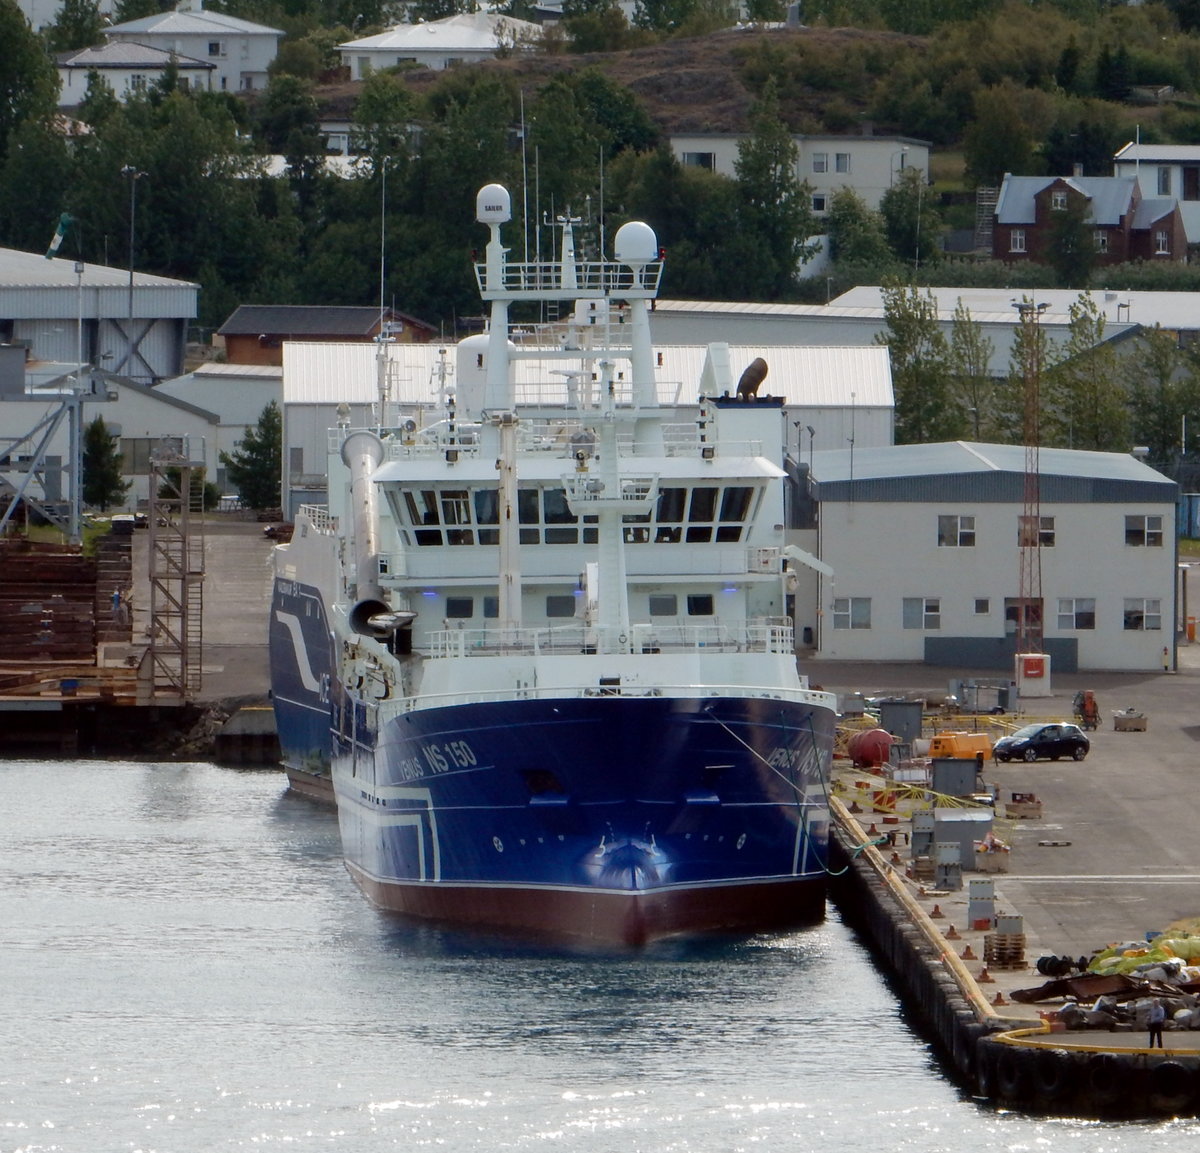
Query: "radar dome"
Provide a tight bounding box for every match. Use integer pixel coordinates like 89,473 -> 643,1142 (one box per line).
613,221 -> 657,266
476,184 -> 511,224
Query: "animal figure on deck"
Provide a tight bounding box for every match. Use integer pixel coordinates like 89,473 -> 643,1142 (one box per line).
736,357 -> 768,400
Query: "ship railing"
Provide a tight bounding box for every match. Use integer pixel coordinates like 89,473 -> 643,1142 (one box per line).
474,259 -> 663,300
391,679 -> 819,713
426,619 -> 794,658
297,504 -> 337,534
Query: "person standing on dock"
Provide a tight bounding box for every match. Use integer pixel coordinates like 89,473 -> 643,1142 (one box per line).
1148,1000 -> 1166,1048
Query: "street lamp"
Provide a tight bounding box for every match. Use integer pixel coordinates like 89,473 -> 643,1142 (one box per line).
121,165 -> 146,341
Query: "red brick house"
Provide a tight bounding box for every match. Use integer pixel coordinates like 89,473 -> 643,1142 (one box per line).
992,175 -> 1187,266
217,305 -> 438,366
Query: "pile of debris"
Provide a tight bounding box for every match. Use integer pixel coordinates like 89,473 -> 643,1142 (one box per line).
1013,936 -> 1200,1032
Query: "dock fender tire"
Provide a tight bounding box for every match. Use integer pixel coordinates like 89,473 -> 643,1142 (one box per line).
1033,1048 -> 1070,1101
1150,1060 -> 1193,1108
995,1046 -> 1028,1101
1088,1053 -> 1122,1098
974,1042 -> 993,1099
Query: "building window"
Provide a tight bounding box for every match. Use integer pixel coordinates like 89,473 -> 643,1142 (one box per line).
1158,166 -> 1172,196
681,152 -> 716,170
546,595 -> 577,618
835,152 -> 851,173
813,152 -> 828,173
811,194 -> 828,212
902,597 -> 941,630
648,594 -> 677,616
937,514 -> 975,547
208,40 -> 225,56
833,597 -> 871,630
445,597 -> 473,619
1010,229 -> 1026,253
288,446 -> 303,475
687,594 -> 714,616
1155,230 -> 1170,255
483,596 -> 499,619
1125,514 -> 1164,547
1057,597 -> 1096,630
1095,230 -> 1108,253
974,598 -> 990,615
1051,190 -> 1067,210
1018,514 -> 1055,547
1124,598 -> 1162,631
130,73 -> 146,91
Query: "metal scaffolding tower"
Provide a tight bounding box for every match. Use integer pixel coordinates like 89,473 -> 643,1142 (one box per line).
147,450 -> 204,699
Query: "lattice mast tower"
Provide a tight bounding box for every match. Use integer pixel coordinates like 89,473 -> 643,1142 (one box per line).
1014,300 -> 1048,653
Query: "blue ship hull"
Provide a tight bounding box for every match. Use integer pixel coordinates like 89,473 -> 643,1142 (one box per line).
330,693 -> 833,945
269,577 -> 335,797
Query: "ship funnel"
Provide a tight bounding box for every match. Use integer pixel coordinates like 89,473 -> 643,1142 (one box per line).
340,430 -> 396,638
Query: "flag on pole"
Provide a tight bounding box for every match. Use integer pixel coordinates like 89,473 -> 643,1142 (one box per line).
45,213 -> 73,259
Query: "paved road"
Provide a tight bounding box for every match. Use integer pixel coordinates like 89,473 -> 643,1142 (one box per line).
818,650 -> 1200,963
130,514 -> 275,704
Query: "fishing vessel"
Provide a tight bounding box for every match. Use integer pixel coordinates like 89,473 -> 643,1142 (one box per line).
269,184 -> 837,945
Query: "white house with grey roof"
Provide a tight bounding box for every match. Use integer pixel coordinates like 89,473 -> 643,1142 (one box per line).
56,41 -> 216,106
800,441 -> 1178,672
670,133 -> 930,217
338,12 -> 541,78
103,0 -> 282,93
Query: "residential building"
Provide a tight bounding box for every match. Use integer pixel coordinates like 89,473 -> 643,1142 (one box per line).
993,174 -> 1186,266
57,42 -> 216,106
338,12 -> 541,79
217,306 -> 439,366
801,441 -> 1178,672
1112,141 -> 1200,247
669,132 -> 930,215
103,0 -> 283,93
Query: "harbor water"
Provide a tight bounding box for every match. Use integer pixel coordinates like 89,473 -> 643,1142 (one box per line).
1,758 -> 1193,1151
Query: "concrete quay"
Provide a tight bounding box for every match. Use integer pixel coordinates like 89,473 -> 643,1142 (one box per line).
816,652 -> 1200,1116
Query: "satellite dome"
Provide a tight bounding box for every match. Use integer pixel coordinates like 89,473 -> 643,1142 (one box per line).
613,221 -> 657,266
476,184 -> 511,224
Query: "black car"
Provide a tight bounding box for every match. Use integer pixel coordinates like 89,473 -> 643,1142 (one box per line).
994,722 -> 1090,762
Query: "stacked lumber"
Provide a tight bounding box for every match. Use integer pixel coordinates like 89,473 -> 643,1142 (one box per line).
0,541 -> 97,662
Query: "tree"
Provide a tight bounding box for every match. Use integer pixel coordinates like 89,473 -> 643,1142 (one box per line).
0,0 -> 58,167
351,70 -> 416,174
82,417 -> 131,511
879,166 -> 941,270
733,77 -> 817,298
220,401 -> 282,511
825,188 -> 895,269
43,0 -> 104,52
1129,326 -> 1200,465
948,301 -> 998,441
1045,195 -> 1096,288
1045,294 -> 1129,451
963,84 -> 1035,189
877,283 -> 962,444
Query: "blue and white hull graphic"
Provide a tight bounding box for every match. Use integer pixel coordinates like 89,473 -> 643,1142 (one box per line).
269,577 -> 334,790
331,694 -> 833,945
